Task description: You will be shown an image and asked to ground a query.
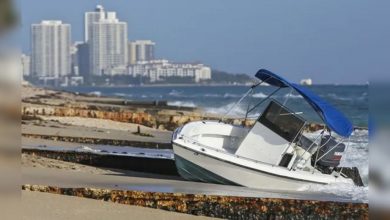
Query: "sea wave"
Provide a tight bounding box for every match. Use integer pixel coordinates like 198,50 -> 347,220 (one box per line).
169,90 -> 183,96
341,132 -> 369,185
324,93 -> 353,101
205,102 -> 260,118
205,102 -> 246,116
252,92 -> 268,98
284,93 -> 302,99
167,101 -> 197,108
223,93 -> 242,98
299,183 -> 368,202
113,92 -> 132,97
88,91 -> 101,97
204,94 -> 223,98
302,129 -> 368,201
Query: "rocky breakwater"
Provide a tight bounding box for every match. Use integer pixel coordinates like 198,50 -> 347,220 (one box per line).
22,91 -> 237,131
22,86 -> 348,132
23,184 -> 368,219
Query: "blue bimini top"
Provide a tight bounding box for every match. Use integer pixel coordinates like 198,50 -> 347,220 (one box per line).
255,69 -> 353,137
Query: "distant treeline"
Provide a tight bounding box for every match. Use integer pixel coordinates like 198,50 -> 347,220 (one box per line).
210,70 -> 255,84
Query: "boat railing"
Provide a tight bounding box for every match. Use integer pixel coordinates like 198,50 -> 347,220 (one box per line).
179,134 -> 276,167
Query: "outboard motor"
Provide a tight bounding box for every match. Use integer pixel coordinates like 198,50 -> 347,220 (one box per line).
313,135 -> 345,174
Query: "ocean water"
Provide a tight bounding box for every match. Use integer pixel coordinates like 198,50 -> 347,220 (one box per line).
66,85 -> 368,127
65,85 -> 369,202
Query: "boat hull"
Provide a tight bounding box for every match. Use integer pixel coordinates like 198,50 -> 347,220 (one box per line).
174,154 -> 239,186
173,143 -> 324,191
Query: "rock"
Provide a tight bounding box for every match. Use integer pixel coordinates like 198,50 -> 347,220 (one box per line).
23,185 -> 367,219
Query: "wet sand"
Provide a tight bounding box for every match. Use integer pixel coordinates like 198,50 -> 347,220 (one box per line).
21,154 -> 355,202
22,191 -> 217,220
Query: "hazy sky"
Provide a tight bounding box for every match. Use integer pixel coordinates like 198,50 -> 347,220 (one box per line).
15,0 -> 389,84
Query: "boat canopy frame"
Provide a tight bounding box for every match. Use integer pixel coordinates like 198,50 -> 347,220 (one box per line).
219,69 -> 354,172
222,69 -> 353,138
254,69 -> 353,137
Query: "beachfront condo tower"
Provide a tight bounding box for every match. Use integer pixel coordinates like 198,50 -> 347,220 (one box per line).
84,5 -> 104,43
31,20 -> 71,79
86,5 -> 128,76
128,40 -> 156,65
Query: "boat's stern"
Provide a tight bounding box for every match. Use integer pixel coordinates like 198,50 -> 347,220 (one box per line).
171,122 -> 205,182
171,121 -> 240,185
171,121 -> 200,144
172,125 -> 183,143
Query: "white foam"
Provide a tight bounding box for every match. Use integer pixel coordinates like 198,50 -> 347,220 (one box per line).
341,139 -> 369,184
113,92 -> 125,97
223,93 -> 242,98
299,183 -> 368,202
324,93 -> 353,101
205,102 -> 249,117
204,94 -> 222,98
167,101 -> 197,108
284,93 -> 302,99
169,90 -> 182,96
302,129 -> 368,201
114,92 -> 132,97
88,91 -> 101,97
252,92 -> 268,98
305,130 -> 368,183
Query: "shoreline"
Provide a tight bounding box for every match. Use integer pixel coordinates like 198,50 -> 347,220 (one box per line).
36,83 -> 369,89
57,83 -> 255,88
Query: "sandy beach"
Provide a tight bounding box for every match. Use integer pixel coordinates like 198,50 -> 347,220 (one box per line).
22,191 -> 218,220
21,85 -> 223,219
20,85 -> 368,219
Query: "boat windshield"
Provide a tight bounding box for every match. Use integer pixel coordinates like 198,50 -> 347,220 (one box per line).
258,100 -> 306,142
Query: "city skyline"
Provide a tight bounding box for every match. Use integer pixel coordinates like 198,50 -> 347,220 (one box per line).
17,0 -> 389,84
25,5 -> 212,86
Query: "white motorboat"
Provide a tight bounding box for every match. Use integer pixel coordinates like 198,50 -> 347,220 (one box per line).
172,69 -> 363,191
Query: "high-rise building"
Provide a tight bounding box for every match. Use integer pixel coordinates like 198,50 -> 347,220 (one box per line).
84,5 -> 104,43
75,42 -> 90,78
21,54 -> 30,77
87,6 -> 128,76
31,20 -> 71,78
128,40 -> 155,65
70,42 -> 80,75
